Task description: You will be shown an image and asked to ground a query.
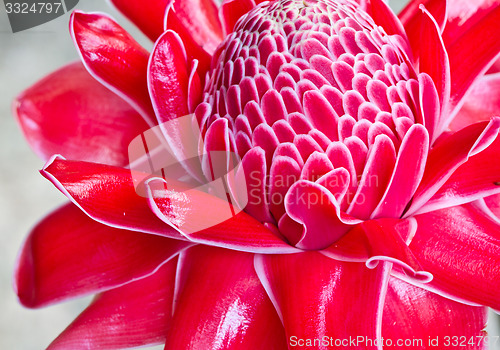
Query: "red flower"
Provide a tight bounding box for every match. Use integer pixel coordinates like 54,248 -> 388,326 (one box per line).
13,0 -> 500,349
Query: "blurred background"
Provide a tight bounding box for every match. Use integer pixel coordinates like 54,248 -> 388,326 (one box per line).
0,0 -> 498,349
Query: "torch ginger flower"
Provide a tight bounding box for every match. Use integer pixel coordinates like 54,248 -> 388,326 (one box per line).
12,0 -> 500,348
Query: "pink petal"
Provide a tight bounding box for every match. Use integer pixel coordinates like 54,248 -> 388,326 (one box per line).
41,156 -> 185,240
146,178 -> 298,253
407,204 -> 500,311
285,179 -> 362,250
148,30 -> 190,124
445,4 -> 500,117
408,118 -> 500,216
450,72 -> 500,132
407,7 -> 450,136
108,0 -> 169,41
14,203 -> 189,308
255,252 -> 390,349
164,0 -> 223,55
220,0 -> 255,35
367,0 -> 412,58
420,134 -> 500,215
442,0 -> 499,47
371,124 -> 429,219
383,277 -> 487,349
47,257 -> 178,350
322,218 -> 432,283
347,134 -> 396,219
14,62 -> 149,166
166,246 -> 286,349
399,0 -> 448,32
70,11 -> 156,127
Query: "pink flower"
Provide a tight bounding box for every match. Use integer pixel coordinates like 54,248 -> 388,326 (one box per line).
13,0 -> 500,349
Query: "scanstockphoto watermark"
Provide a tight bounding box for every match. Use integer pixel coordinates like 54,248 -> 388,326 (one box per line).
128,114 -> 380,233
289,335 -> 499,348
2,0 -> 78,32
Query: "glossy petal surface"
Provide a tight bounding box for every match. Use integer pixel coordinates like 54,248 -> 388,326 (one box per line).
255,252 -> 390,350
14,203 -> 189,308
14,62 -> 149,166
47,258 -> 178,350
165,246 -> 286,350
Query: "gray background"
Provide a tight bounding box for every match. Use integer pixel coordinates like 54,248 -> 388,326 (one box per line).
0,0 -> 498,349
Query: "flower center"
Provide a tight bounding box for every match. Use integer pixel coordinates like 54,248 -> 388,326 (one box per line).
194,0 -> 426,249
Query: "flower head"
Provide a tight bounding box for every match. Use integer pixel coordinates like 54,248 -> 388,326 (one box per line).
12,0 -> 500,349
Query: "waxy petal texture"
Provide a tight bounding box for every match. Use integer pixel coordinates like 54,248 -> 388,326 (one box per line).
255,252 -> 390,350
409,118 -> 500,215
166,246 -> 286,349
108,0 -> 169,41
41,156 -> 186,240
70,11 -> 156,127
14,62 -> 149,166
450,73 -> 500,132
47,258 -> 178,350
383,277 -> 487,350
148,30 -> 190,124
445,4 -> 500,116
408,205 -> 500,311
14,203 -> 189,308
146,178 -> 298,253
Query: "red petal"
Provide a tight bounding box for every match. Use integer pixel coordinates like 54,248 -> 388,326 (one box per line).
408,204 -> 500,311
383,277 -> 487,349
322,218 -> 432,283
70,11 -> 156,127
165,0 -> 223,55
148,30 -> 190,124
41,156 -> 185,240
371,124 -> 429,219
14,62 -> 149,166
108,0 -> 169,41
419,129 -> 500,214
442,0 -> 499,47
407,7 -> 450,136
146,178 -> 298,253
255,252 -> 390,350
409,118 -> 500,216
399,0 -> 448,32
14,203 -> 189,308
166,246 -> 286,349
445,4 -> 500,117
450,73 -> 500,132
47,257 -> 178,350
220,0 -> 255,35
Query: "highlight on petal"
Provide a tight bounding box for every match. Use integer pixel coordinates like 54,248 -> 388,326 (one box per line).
408,117 -> 500,216
416,125 -> 500,215
165,246 -> 286,349
371,124 -> 429,219
40,156 -> 185,240
14,203 -> 190,308
164,0 -> 223,55
399,0 -> 448,32
383,277 -> 487,350
14,62 -> 149,166
322,218 -> 432,283
146,177 -> 298,254
70,11 -> 156,127
450,72 -> 500,132
406,204 -> 500,311
255,252 -> 391,350
148,30 -> 190,124
47,257 -> 179,350
445,4 -> 500,118
108,0 -> 169,41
